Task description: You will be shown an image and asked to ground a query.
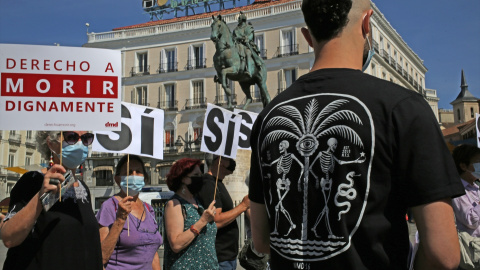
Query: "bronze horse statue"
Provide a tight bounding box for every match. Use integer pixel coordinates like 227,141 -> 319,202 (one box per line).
210,15 -> 270,109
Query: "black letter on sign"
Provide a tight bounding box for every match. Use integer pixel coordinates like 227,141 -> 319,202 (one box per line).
141,108 -> 154,156
96,104 -> 132,151
204,108 -> 224,152
224,115 -> 236,156
238,112 -> 252,148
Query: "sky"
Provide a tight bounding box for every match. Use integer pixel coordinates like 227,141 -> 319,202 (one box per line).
0,0 -> 479,109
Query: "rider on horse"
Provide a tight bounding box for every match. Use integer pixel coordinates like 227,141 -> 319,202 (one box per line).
232,12 -> 264,78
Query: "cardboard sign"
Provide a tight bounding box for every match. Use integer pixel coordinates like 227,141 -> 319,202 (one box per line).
234,108 -> 258,150
92,102 -> 164,160
0,44 -> 121,131
201,103 -> 242,158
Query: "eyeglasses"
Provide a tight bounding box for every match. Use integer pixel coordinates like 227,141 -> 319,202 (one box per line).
62,131 -> 95,146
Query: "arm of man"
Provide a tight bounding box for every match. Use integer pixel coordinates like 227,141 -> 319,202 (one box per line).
250,201 -> 270,254
152,251 -> 161,270
214,195 -> 249,229
412,199 -> 460,270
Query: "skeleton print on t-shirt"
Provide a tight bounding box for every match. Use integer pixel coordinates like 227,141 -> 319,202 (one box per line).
258,94 -> 374,261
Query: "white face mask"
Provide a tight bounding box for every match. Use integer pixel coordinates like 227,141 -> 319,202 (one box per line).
471,163 -> 480,179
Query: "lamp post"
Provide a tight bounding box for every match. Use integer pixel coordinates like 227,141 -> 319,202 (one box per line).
175,132 -> 202,156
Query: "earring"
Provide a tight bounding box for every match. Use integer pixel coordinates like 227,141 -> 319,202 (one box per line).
48,152 -> 54,169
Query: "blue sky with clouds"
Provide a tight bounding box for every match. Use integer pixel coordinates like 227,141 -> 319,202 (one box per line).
1,0 -> 479,109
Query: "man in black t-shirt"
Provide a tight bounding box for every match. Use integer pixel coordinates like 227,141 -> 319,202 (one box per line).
248,0 -> 465,269
197,154 -> 250,270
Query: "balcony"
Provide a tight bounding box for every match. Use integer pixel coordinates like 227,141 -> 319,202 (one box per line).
163,147 -> 178,154
214,94 -> 237,106
259,49 -> 268,60
184,98 -> 207,110
157,62 -> 178,73
8,134 -> 21,144
25,137 -> 36,148
157,100 -> 178,111
381,50 -> 390,63
185,58 -> 207,70
130,66 -> 150,77
372,40 -> 379,53
275,44 -> 299,58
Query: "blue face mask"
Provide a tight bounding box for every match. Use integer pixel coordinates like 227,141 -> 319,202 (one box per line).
53,141 -> 88,169
362,36 -> 375,72
120,175 -> 145,196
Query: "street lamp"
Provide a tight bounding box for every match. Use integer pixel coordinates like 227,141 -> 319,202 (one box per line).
175,132 -> 202,156
86,23 -> 90,34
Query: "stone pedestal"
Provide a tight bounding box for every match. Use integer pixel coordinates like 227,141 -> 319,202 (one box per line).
223,149 -> 251,203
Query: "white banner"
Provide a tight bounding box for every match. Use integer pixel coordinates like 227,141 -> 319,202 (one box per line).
0,44 -> 121,131
477,113 -> 480,149
92,102 -> 164,160
234,108 -> 258,150
201,103 -> 242,158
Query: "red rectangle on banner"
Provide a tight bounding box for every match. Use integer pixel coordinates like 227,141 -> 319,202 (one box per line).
1,72 -> 118,98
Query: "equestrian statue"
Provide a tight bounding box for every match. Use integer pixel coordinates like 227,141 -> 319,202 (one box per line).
210,12 -> 270,109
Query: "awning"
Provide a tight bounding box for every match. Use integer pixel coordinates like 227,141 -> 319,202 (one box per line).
93,166 -> 114,172
5,167 -> 28,175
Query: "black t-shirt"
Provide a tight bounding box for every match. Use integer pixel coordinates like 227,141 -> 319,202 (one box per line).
197,173 -> 239,262
3,171 -> 103,270
249,68 -> 465,270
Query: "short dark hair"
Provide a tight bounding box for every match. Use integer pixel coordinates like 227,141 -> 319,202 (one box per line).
452,144 -> 480,174
301,0 -> 352,42
166,158 -> 203,192
115,154 -> 150,184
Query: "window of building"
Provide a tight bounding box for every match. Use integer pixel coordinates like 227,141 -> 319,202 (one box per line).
471,108 -> 475,118
255,34 -> 266,59
192,80 -> 204,104
188,44 -> 205,69
394,50 -> 397,62
420,78 -> 423,89
382,72 -> 387,80
25,156 -> 31,166
194,128 -> 202,140
165,130 -> 175,148
158,166 -> 171,184
8,154 -> 15,167
9,130 -> 15,136
379,36 -> 384,51
281,29 -> 296,55
160,48 -> 177,73
95,170 -> 113,186
457,109 -> 461,121
284,68 -> 297,88
132,86 -> 148,106
251,85 -> 261,101
26,131 -> 33,139
137,52 -> 148,73
371,63 -> 376,77
163,83 -> 176,109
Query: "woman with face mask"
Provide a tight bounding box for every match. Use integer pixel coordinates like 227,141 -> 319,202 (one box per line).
163,158 -> 218,270
1,131 -> 103,270
96,154 -> 162,270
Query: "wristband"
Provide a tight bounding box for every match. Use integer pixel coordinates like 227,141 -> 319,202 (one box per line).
190,225 -> 200,236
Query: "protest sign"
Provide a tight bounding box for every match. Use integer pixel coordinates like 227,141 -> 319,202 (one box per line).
92,102 -> 164,160
234,108 -> 258,150
0,44 -> 121,131
201,103 -> 242,158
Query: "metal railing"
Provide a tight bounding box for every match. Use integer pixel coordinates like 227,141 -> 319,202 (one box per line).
381,49 -> 390,63
158,62 -> 178,73
372,40 -> 379,53
157,100 -> 178,111
185,58 -> 207,70
163,147 -> 178,154
214,94 -> 237,106
25,137 -> 36,148
184,98 -> 207,110
130,66 -> 151,76
8,134 -> 21,144
275,44 -> 299,58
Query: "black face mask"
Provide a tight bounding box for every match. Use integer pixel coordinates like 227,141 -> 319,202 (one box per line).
187,176 -> 203,194
226,159 -> 236,172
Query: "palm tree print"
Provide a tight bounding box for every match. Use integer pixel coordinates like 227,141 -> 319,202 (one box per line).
262,98 -> 364,240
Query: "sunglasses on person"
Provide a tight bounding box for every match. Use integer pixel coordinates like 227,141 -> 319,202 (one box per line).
62,131 -> 95,146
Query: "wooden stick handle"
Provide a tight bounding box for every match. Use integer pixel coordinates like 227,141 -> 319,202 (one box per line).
213,156 -> 222,201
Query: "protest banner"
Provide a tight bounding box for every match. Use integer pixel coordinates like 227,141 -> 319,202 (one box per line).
92,102 -> 164,160
233,108 -> 258,150
201,103 -> 242,159
0,44 -> 121,131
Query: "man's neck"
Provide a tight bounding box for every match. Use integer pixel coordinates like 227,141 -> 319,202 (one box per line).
310,37 -> 363,73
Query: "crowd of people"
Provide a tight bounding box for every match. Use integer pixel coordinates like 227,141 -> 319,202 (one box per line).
1,0 -> 479,269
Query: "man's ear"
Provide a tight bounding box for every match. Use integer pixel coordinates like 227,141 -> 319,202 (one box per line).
301,27 -> 313,48
459,162 -> 469,173
362,10 -> 374,37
